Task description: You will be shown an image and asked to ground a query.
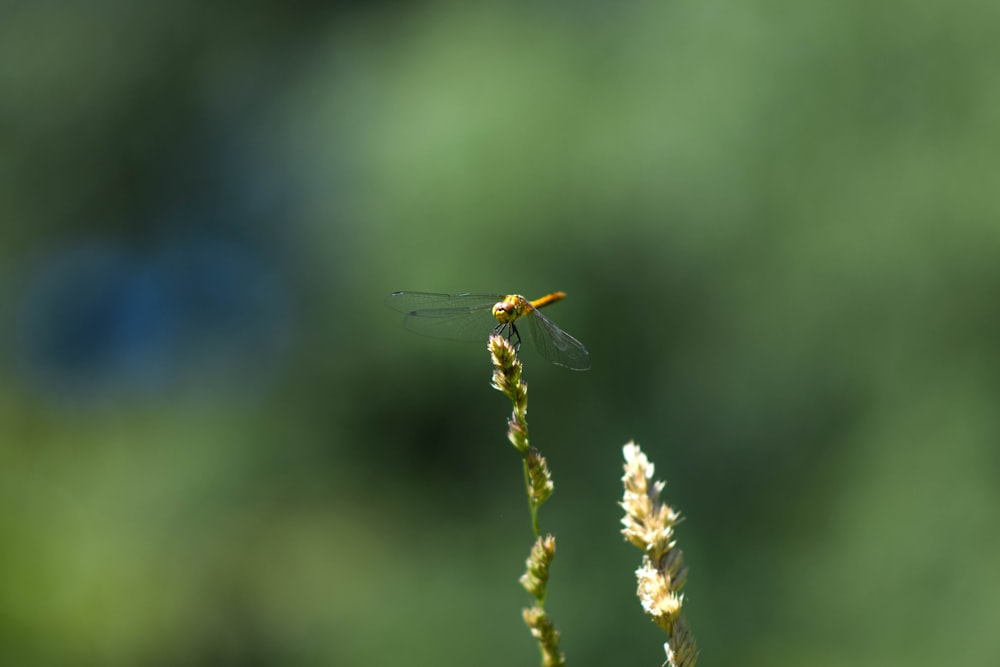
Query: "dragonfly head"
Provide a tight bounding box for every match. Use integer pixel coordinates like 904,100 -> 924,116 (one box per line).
492,296 -> 519,324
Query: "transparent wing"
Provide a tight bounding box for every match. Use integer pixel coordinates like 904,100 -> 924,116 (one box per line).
521,306 -> 591,370
385,291 -> 502,342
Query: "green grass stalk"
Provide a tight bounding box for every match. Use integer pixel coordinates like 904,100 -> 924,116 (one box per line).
620,441 -> 699,667
489,335 -> 564,667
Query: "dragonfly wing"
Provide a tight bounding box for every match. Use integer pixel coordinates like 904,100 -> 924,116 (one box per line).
521,308 -> 591,370
384,291 -> 498,312
386,292 -> 501,342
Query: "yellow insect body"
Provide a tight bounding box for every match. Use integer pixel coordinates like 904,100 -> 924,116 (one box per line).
386,291 -> 589,370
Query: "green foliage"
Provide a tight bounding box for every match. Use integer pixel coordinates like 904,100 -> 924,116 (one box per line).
2,2 -> 999,665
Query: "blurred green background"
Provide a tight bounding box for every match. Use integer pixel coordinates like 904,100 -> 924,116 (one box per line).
2,1 -> 999,665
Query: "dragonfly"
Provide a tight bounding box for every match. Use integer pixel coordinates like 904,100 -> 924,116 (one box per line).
385,291 -> 591,371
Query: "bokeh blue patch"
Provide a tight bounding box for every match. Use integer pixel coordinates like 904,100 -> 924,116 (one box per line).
13,238 -> 292,402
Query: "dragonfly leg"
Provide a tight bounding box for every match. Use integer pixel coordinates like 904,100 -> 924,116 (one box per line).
492,322 -> 522,351
510,323 -> 522,351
